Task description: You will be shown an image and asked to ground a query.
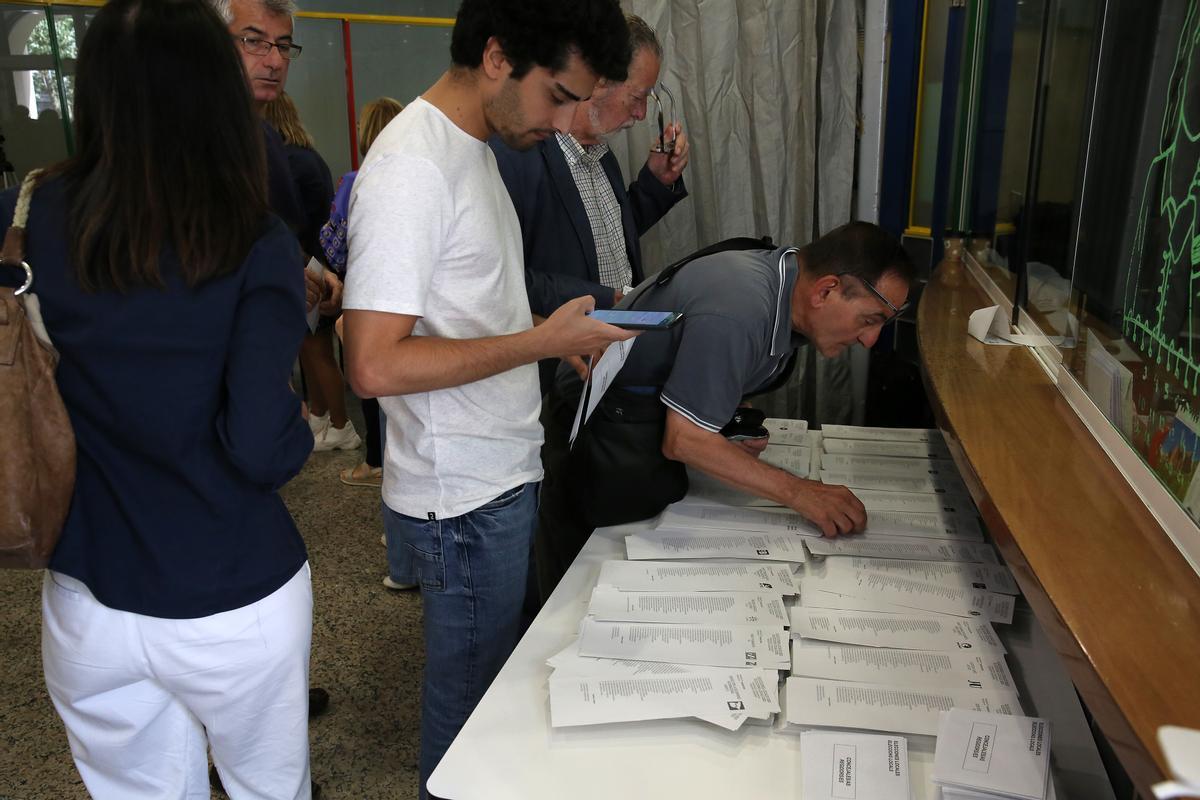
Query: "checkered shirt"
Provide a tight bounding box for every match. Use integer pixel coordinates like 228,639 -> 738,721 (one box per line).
556,133 -> 633,291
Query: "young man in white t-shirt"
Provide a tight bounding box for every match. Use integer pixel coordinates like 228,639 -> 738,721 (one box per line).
341,1 -> 633,795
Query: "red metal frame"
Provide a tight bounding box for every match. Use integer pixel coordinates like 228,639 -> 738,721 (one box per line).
342,18 -> 359,170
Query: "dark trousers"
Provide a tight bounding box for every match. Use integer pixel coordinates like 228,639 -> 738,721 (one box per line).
534,383 -> 595,604
361,397 -> 382,468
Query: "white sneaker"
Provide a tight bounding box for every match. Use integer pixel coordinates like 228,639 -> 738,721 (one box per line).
307,412 -> 330,439
314,420 -> 362,452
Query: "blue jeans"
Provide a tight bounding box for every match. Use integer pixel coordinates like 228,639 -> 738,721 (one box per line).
382,482 -> 538,800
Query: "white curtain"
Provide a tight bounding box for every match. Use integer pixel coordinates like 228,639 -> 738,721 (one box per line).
610,0 -> 863,422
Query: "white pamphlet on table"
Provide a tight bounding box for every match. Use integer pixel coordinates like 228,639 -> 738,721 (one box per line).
820,557 -> 1019,596
820,468 -> 969,496
933,709 -> 1051,800
596,559 -> 799,594
568,337 -> 636,446
626,530 -> 808,562
791,643 -> 1017,693
788,608 -> 1005,652
547,639 -> 702,678
586,586 -> 789,626
820,452 -> 959,477
577,619 -> 790,669
800,731 -> 911,800
784,677 -> 1021,736
549,668 -> 779,731
851,488 -> 972,515
806,535 -> 998,564
822,424 -> 943,443
860,509 -> 983,540
763,417 -> 810,445
797,586 -> 1014,626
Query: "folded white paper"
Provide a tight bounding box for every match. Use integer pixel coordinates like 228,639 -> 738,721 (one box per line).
596,559 -> 799,594
821,557 -> 1019,596
820,469 -> 969,496
785,677 -> 1021,736
547,639 -> 705,678
1155,726 -> 1200,799
577,619 -> 791,669
800,731 -> 911,800
656,504 -> 820,536
806,536 -> 998,564
820,452 -> 960,477
851,488 -> 974,515
933,709 -> 1051,800
968,305 -> 1049,347
799,566 -> 1014,622
823,437 -> 952,460
626,530 -> 808,562
859,510 -> 983,540
791,644 -> 1017,692
569,337 -> 636,445
586,586 -> 789,626
788,608 -> 1005,653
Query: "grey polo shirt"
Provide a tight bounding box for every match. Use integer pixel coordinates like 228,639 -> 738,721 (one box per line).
601,246 -> 806,433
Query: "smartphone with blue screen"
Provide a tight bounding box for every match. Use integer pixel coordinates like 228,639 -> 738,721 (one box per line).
586,309 -> 683,330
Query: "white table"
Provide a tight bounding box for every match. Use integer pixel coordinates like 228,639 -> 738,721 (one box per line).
428,520 -> 1115,799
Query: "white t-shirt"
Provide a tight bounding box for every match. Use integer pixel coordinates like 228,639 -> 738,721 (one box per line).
343,97 -> 543,519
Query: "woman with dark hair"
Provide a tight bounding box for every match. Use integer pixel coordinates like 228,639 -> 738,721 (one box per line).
0,0 -> 315,796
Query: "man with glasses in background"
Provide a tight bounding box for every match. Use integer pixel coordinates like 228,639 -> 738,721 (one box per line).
490,13 -> 690,393
535,221 -> 915,597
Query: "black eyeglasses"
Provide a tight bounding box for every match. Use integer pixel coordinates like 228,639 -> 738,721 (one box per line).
649,83 -> 677,153
235,35 -> 302,61
837,272 -> 910,326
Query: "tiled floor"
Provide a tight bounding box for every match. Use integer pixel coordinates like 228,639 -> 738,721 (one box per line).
0,435 -> 425,799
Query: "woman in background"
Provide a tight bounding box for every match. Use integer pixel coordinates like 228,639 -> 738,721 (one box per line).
265,92 -> 361,454
3,0 -> 316,796
321,96 -> 403,491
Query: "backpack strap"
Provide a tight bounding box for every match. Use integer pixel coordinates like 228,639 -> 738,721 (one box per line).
627,235 -> 775,311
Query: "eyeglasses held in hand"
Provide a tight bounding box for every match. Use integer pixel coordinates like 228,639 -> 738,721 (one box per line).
236,35 -> 303,61
649,84 -> 677,153
837,271 -> 910,326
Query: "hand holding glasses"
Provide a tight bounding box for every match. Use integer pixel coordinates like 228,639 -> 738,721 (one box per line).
649,83 -> 677,153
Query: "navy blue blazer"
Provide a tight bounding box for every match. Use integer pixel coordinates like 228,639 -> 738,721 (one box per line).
490,135 -> 687,317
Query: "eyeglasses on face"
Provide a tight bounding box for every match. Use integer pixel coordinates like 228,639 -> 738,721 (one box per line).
836,271 -> 910,326
235,35 -> 302,61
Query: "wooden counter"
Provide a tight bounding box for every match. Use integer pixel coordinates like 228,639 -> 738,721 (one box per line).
917,265 -> 1200,796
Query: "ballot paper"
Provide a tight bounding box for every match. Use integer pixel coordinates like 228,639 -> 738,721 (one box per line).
820,469 -> 970,496
806,535 -> 999,564
851,488 -> 973,515
820,452 -> 960,477
800,731 -> 911,800
799,585 -> 1015,626
933,709 -> 1051,800
821,557 -> 1019,596
799,566 -> 1015,622
760,444 -> 812,475
596,560 -> 799,594
791,644 -> 1017,693
549,668 -> 779,731
784,677 -> 1021,736
763,417 -> 810,445
823,437 -> 952,460
968,305 -> 1053,347
586,586 -> 789,626
625,530 -> 808,562
788,608 -> 1005,653
822,424 -> 943,444
656,504 -> 820,536
568,337 -> 636,445
576,619 -> 791,669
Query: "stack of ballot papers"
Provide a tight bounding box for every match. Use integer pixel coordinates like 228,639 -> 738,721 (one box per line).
545,561 -> 791,731
932,709 -> 1053,800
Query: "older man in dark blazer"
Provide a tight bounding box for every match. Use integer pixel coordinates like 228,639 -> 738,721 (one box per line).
490,14 -> 691,322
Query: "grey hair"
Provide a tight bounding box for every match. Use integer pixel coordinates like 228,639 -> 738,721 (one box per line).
207,0 -> 298,25
625,13 -> 662,60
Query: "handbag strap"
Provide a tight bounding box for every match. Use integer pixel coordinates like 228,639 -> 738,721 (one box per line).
3,169 -> 43,294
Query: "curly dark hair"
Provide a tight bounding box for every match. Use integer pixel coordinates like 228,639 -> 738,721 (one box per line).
450,0 -> 631,82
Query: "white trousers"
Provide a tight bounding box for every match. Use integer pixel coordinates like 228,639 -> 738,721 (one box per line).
41,564 -> 313,800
